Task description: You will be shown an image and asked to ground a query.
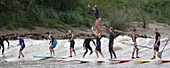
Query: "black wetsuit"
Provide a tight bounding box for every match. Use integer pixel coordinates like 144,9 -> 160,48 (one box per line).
109,32 -> 116,59
68,34 -> 75,48
94,7 -> 100,19
154,32 -> 161,51
96,36 -> 102,52
0,37 -> 9,55
83,38 -> 95,58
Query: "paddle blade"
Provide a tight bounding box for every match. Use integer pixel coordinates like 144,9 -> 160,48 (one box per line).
157,52 -> 162,59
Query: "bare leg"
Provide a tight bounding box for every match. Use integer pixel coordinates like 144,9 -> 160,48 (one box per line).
95,18 -> 101,33
154,50 -> 156,57
73,48 -> 76,56
20,51 -> 24,57
49,48 -> 52,56
95,50 -> 99,58
70,48 -> 72,57
18,50 -> 21,58
136,48 -> 139,57
52,49 -> 55,56
99,51 -> 104,58
19,50 -> 21,56
132,50 -> 135,57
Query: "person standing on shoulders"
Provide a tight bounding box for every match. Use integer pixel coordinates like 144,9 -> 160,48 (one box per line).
88,4 -> 101,34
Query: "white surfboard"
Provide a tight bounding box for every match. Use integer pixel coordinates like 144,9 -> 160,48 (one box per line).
74,58 -> 94,63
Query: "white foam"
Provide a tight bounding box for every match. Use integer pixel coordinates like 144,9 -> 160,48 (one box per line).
2,35 -> 170,62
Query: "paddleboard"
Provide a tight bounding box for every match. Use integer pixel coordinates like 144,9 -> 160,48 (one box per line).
33,56 -> 56,59
5,57 -> 25,62
0,55 -> 5,58
74,58 -> 92,63
95,59 -> 107,63
110,59 -> 131,63
158,60 -> 170,63
56,56 -> 74,62
133,60 -> 153,63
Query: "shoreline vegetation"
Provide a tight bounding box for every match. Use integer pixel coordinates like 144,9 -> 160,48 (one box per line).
0,0 -> 169,39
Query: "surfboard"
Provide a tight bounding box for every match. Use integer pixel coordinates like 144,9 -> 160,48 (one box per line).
0,55 -> 5,58
95,59 -> 107,63
133,60 -> 153,63
74,58 -> 92,63
33,56 -> 56,59
158,60 -> 170,63
110,59 -> 131,63
5,57 -> 26,62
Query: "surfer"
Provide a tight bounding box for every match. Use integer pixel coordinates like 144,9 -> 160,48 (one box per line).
151,28 -> 161,59
48,34 -> 57,56
91,27 -> 104,58
68,30 -> 76,57
108,27 -> 117,59
88,4 -> 101,34
17,35 -> 25,59
83,35 -> 96,58
131,29 -> 140,59
0,36 -> 9,55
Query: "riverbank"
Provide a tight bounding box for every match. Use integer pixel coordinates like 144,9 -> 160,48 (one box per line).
0,23 -> 169,40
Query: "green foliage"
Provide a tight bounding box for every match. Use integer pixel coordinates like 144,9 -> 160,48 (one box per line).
0,0 -> 169,30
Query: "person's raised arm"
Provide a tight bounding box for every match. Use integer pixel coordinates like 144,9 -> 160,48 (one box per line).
91,27 -> 97,36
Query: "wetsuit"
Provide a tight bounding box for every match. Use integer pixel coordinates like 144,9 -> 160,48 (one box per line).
96,36 -> 101,53
154,32 -> 161,51
68,34 -> 75,48
109,32 -> 117,59
49,35 -> 57,48
19,38 -> 25,51
0,37 -> 9,55
83,38 -> 95,58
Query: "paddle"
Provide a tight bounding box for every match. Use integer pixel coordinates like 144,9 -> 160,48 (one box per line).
130,44 -> 152,49
157,37 -> 170,59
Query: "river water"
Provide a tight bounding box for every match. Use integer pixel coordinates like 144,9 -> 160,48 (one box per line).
0,35 -> 170,68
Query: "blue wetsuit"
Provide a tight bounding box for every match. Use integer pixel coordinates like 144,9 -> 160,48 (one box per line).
19,38 -> 25,51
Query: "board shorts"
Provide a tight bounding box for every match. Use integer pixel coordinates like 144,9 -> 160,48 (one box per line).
70,41 -> 75,48
133,45 -> 138,51
154,44 -> 160,51
50,41 -> 57,48
20,45 -> 25,51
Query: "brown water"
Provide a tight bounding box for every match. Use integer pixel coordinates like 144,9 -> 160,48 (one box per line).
1,59 -> 170,68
